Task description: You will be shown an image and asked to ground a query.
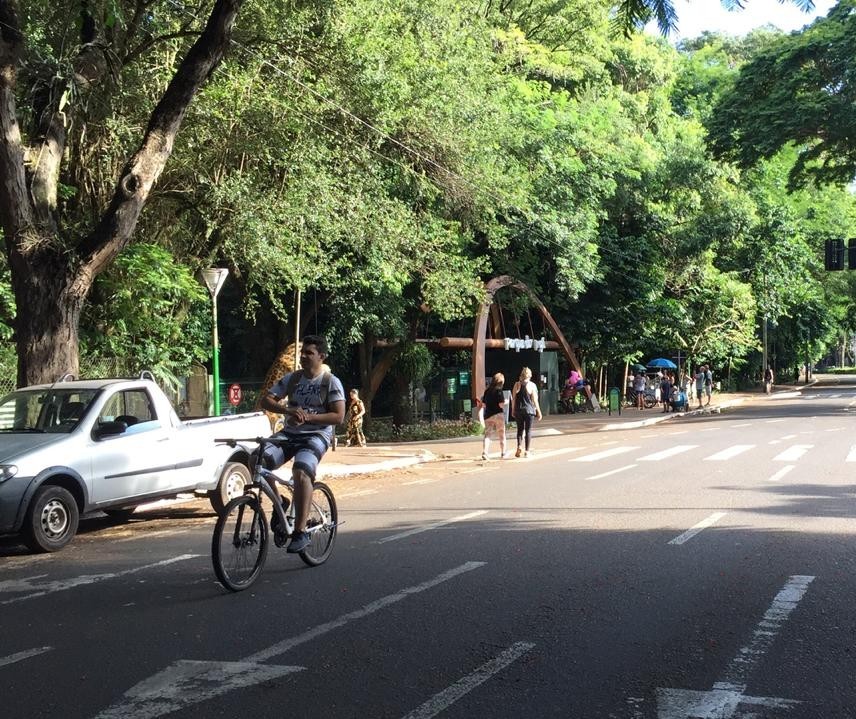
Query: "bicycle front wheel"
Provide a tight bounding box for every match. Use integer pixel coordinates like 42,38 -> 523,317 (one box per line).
212,494 -> 269,591
299,482 -> 338,567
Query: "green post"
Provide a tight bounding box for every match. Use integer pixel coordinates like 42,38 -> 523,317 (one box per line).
212,295 -> 221,416
200,268 -> 229,418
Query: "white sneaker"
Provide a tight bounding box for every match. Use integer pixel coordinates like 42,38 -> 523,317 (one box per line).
524,450 -> 532,458
480,453 -> 489,461
501,452 -> 509,459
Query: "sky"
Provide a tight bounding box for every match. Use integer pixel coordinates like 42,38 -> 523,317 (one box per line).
651,0 -> 838,40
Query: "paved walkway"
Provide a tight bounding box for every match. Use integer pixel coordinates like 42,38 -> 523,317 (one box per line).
318,382 -> 816,479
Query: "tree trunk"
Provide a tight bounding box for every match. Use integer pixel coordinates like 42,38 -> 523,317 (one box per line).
0,0 -> 244,387
13,260 -> 88,386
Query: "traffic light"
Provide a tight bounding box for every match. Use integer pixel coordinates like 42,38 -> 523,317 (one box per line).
825,239 -> 845,271
849,238 -> 856,270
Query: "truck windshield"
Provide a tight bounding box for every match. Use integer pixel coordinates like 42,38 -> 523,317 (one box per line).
0,388 -> 100,434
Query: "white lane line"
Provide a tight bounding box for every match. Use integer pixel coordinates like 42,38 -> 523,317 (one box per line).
377,511 -> 489,544
657,575 -> 814,717
571,446 -> 638,462
717,575 -> 814,689
585,464 -> 637,481
700,427 -> 722,432
402,479 -> 439,486
244,562 -> 486,662
639,445 -> 698,462
773,445 -> 813,462
338,489 -> 378,498
666,430 -> 688,436
731,423 -> 752,428
521,447 -> 581,461
847,445 -> 856,462
825,427 -> 845,432
0,646 -> 52,668
0,555 -> 200,605
115,529 -> 191,544
704,445 -> 755,461
766,419 -> 786,423
829,394 -> 842,399
399,641 -> 535,719
768,466 -> 795,482
668,512 -> 727,545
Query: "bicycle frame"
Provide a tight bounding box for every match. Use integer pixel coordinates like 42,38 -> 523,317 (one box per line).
219,436 -> 335,539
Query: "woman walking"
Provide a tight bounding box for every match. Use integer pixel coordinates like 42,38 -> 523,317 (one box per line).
345,388 -> 367,447
480,373 -> 507,460
511,367 -> 542,457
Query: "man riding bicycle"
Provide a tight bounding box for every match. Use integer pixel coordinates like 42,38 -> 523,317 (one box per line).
259,335 -> 345,553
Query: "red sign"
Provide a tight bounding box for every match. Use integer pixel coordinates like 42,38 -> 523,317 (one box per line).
227,383 -> 242,406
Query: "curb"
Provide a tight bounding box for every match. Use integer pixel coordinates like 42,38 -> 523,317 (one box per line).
598,397 -> 747,431
319,449 -> 436,478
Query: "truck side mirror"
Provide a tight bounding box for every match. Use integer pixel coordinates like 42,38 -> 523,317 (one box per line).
92,421 -> 127,440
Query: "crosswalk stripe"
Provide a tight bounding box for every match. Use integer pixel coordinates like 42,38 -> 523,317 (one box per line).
768,466 -> 795,482
846,446 -> 856,463
773,445 -> 813,462
571,447 -> 638,462
638,445 -> 698,462
704,445 -> 755,461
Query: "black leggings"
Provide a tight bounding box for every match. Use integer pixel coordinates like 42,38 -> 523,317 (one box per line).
516,414 -> 534,451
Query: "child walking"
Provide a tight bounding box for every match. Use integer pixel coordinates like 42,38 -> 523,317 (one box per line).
345,388 -> 367,447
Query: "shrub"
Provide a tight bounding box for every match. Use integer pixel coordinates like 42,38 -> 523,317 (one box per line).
365,417 -> 483,442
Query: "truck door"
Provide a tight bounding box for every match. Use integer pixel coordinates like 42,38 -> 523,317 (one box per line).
90,388 -> 178,504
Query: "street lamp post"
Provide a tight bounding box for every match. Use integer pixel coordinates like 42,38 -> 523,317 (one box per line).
201,268 -> 229,416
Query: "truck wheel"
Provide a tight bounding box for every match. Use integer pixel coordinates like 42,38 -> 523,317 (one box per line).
23,485 -> 79,553
210,462 -> 251,515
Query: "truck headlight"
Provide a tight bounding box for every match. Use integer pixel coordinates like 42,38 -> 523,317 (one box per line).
0,465 -> 18,482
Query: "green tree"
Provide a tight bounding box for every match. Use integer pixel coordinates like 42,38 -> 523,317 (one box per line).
0,0 -> 244,385
707,0 -> 856,189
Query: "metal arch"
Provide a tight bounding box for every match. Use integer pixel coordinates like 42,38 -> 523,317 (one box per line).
471,275 -> 581,401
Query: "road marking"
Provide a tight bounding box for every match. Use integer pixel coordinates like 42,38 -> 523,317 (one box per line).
825,427 -> 845,432
585,464 -> 637,480
703,445 -> 755,461
95,661 -> 304,719
0,646 -> 52,668
94,562 -> 492,719
639,445 -> 698,462
400,641 -> 535,719
829,393 -> 842,399
847,445 -> 856,462
338,489 -> 378,498
655,575 -> 813,718
115,529 -> 191,544
699,427 -> 721,432
765,419 -> 786,423
773,445 -> 813,462
0,555 -> 200,605
245,561 -> 487,662
520,447 -> 582,461
730,423 -> 752,428
459,467 -> 488,475
377,511 -> 489,544
768,466 -> 795,482
668,512 -> 727,545
570,446 -> 638,462
665,430 -> 688,436
402,479 -> 439,485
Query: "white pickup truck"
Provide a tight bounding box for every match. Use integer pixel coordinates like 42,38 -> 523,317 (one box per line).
0,376 -> 270,552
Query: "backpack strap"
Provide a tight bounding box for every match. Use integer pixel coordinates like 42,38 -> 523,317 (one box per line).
284,370 -> 333,409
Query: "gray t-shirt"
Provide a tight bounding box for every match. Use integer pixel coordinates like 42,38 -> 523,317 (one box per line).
269,371 -> 345,443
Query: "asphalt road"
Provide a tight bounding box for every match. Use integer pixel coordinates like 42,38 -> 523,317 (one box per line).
2,376 -> 856,718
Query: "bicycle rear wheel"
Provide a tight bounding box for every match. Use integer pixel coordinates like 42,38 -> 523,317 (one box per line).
212,494 -> 269,591
299,482 -> 337,567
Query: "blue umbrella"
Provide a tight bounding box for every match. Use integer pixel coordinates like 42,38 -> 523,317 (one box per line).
647,357 -> 677,369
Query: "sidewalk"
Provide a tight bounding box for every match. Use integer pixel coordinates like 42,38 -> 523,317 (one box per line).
319,383 -> 815,479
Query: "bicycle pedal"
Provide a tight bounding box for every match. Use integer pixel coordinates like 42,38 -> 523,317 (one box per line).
273,530 -> 289,548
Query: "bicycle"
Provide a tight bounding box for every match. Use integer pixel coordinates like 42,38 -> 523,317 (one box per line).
211,436 -> 338,592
